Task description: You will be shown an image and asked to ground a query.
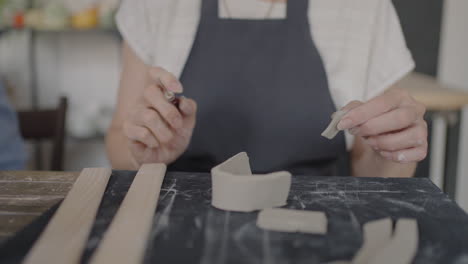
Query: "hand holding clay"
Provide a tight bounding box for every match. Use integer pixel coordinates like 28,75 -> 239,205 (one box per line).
336,89 -> 428,164
123,67 -> 198,168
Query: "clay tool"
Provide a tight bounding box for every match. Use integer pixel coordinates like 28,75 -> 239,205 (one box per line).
164,90 -> 181,107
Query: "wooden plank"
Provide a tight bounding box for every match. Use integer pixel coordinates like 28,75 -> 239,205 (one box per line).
0,195 -> 65,207
23,168 -> 112,264
0,204 -> 57,214
0,182 -> 73,196
396,72 -> 468,111
0,203 -> 55,215
0,171 -> 79,182
90,164 -> 167,264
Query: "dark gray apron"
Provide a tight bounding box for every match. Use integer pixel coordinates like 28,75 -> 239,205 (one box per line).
171,0 -> 346,175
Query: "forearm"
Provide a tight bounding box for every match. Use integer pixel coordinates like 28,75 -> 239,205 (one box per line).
106,126 -> 135,170
351,137 -> 416,178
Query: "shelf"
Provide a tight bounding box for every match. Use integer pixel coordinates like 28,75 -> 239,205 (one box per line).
0,27 -> 119,35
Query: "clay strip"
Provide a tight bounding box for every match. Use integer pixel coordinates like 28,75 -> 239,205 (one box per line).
257,208 -> 327,234
368,218 -> 418,264
321,110 -> 347,140
352,218 -> 393,264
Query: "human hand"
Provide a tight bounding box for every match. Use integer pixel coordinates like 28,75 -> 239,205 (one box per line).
123,67 -> 197,168
338,89 -> 427,164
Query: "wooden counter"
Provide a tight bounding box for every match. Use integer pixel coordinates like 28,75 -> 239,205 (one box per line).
397,72 -> 468,111
0,171 -> 79,242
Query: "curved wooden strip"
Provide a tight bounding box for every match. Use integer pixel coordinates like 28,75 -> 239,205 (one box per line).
89,164 -> 167,264
23,168 -> 112,264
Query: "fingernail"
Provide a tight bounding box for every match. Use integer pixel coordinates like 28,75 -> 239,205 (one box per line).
349,127 -> 360,135
380,151 -> 392,158
169,82 -> 183,93
337,118 -> 353,130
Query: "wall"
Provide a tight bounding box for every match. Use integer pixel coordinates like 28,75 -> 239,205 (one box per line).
438,0 -> 468,92
438,0 -> 468,211
0,32 -> 121,170
392,0 -> 443,76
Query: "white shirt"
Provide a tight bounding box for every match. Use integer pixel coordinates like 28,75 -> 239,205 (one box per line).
116,0 -> 415,149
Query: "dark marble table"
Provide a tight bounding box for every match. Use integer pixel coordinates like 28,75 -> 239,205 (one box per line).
1,171 -> 468,264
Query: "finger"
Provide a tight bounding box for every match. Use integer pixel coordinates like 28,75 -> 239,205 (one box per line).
380,144 -> 428,163
365,122 -> 427,152
143,85 -> 183,129
341,100 -> 363,112
178,97 -> 198,135
148,67 -> 183,93
179,97 -> 197,117
128,141 -> 154,168
136,108 -> 174,144
353,106 -> 420,136
338,89 -> 408,130
123,123 -> 159,148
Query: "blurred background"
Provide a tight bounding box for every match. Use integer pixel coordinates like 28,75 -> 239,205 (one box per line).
0,0 -> 467,210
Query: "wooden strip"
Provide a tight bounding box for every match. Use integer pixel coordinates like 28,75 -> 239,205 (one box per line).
90,164 -> 167,264
23,168 -> 112,264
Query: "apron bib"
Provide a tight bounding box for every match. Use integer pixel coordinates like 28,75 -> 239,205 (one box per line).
171,0 -> 346,175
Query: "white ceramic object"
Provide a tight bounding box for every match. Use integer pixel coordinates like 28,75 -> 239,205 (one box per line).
211,152 -> 292,212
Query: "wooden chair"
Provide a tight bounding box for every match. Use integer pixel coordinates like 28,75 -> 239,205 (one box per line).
17,97 -> 68,171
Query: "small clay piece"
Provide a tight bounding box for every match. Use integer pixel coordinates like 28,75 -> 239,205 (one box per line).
352,218 -> 393,264
321,110 -> 347,139
211,152 -> 292,212
257,208 -> 327,234
368,219 -> 418,264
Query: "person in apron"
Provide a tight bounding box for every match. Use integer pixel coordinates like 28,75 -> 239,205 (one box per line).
107,0 -> 428,178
